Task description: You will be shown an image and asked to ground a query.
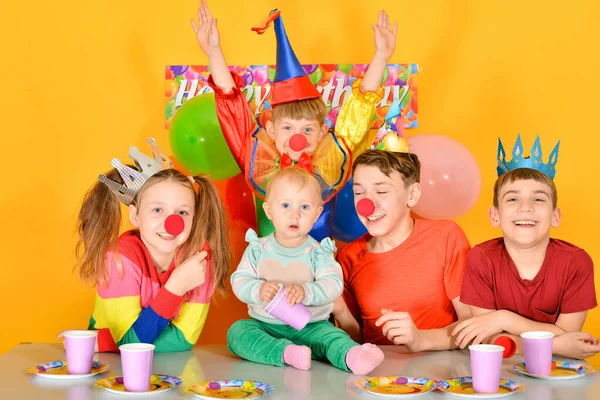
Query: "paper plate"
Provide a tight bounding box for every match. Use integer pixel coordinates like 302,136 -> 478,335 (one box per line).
437,377 -> 524,398
354,376 -> 436,397
513,361 -> 595,380
27,360 -> 109,380
95,374 -> 181,395
186,380 -> 274,399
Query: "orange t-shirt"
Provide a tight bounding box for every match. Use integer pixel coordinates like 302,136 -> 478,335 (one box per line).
337,219 -> 471,345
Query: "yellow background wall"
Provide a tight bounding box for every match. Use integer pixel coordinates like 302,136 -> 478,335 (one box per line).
2,0 -> 600,367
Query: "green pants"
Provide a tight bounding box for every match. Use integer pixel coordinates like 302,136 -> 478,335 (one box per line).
227,319 -> 359,372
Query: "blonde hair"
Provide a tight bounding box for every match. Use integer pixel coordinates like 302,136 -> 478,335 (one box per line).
493,168 -> 558,209
76,169 -> 231,297
271,99 -> 327,125
265,168 -> 323,205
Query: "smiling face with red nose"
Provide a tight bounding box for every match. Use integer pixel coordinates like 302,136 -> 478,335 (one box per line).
353,164 -> 420,240
350,150 -> 422,252
128,178 -> 195,270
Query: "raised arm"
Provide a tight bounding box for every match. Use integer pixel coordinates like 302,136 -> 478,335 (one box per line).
360,10 -> 397,93
191,0 -> 235,92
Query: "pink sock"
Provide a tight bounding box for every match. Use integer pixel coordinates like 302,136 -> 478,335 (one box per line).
346,344 -> 384,375
282,344 -> 312,370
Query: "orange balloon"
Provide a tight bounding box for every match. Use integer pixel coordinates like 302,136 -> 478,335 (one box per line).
165,79 -> 178,98
321,64 -> 336,72
407,75 -> 418,91
190,65 -> 207,74
259,110 -> 272,127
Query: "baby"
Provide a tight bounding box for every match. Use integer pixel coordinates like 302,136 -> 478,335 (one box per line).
228,167 -> 384,374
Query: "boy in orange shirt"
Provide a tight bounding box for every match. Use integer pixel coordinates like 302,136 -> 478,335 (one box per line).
454,135 -> 599,359
333,122 -> 471,351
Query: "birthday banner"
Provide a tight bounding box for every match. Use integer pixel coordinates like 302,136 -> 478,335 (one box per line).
165,64 -> 418,130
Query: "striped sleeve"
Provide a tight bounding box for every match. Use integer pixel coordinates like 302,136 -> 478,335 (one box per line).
153,260 -> 214,352
90,244 -> 184,352
230,230 -> 264,305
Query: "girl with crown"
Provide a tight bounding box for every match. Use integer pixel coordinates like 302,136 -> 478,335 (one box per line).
62,138 -> 231,352
191,1 -> 397,240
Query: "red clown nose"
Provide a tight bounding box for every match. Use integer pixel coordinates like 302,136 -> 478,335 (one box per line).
165,214 -> 185,236
289,134 -> 307,152
356,198 -> 375,217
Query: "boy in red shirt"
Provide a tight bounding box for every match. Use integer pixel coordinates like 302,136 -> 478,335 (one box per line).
333,124 -> 471,352
455,135 -> 600,359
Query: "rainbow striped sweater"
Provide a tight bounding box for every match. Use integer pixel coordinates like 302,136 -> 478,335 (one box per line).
88,230 -> 213,352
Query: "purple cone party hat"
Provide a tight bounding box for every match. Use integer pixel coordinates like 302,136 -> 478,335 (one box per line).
252,9 -> 321,106
497,134 -> 560,179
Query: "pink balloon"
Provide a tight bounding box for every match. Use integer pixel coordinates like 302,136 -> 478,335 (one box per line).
183,68 -> 200,81
329,71 -> 349,87
407,134 -> 481,220
253,67 -> 270,85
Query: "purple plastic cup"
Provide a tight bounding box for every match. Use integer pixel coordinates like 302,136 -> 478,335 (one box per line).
63,330 -> 97,375
119,344 -> 155,392
469,344 -> 504,393
521,331 -> 554,375
264,284 -> 311,330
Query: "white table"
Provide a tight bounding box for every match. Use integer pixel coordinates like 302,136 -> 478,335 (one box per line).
1,343 -> 598,399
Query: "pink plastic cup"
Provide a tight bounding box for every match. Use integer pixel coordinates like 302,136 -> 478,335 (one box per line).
119,344 -> 155,392
63,330 -> 97,375
264,284 -> 311,330
469,344 -> 504,393
521,331 -> 554,375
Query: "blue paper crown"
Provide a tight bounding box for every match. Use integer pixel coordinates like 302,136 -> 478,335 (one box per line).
497,134 -> 560,179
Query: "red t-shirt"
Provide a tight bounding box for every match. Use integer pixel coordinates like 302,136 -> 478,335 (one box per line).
337,219 -> 471,345
460,238 -> 597,323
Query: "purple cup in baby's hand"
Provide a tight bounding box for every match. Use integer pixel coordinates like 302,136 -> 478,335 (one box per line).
469,344 -> 504,393
521,331 -> 554,376
119,343 -> 155,392
264,284 -> 311,330
64,330 -> 97,375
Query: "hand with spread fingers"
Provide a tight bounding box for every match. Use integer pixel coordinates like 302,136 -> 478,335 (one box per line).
371,10 -> 398,60
191,0 -> 221,57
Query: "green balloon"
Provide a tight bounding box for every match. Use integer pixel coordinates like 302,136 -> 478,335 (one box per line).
255,196 -> 275,237
268,66 -> 276,83
401,91 -> 411,108
169,93 -> 240,180
165,98 -> 176,120
309,67 -> 323,85
339,64 -> 353,74
380,66 -> 389,84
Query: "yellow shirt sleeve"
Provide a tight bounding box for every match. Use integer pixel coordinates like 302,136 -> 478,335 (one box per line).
334,79 -> 384,155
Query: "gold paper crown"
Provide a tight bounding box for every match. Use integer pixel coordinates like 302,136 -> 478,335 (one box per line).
99,138 -> 173,205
